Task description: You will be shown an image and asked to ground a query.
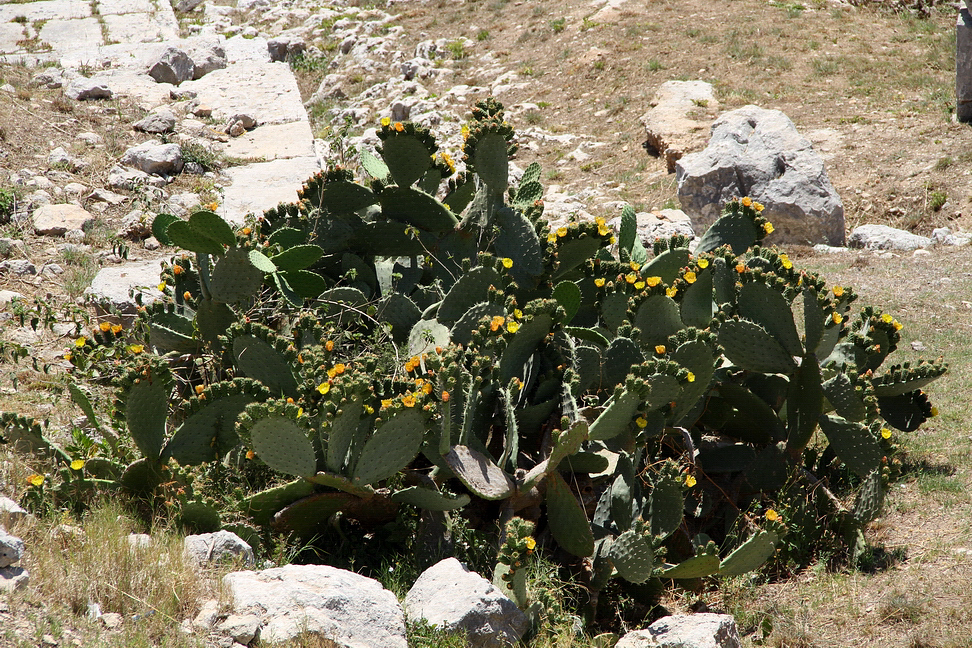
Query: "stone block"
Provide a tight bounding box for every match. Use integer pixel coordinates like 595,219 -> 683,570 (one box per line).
218,120 -> 315,161
220,156 -> 320,224
958,7 -> 972,122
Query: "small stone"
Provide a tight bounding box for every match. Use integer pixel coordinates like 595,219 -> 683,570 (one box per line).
0,530 -> 25,568
228,122 -> 245,137
0,497 -> 28,525
120,141 -> 184,176
42,263 -> 64,275
76,132 -> 103,146
0,290 -> 25,304
41,634 -> 57,646
64,78 -> 112,101
89,188 -> 127,205
913,248 -> 932,257
192,599 -> 220,632
184,530 -> 255,567
128,533 -> 153,550
63,182 -> 87,196
616,613 -> 742,648
100,612 -> 123,629
32,204 -> 95,237
911,341 -> 927,352
0,260 -> 37,275
47,147 -> 88,173
0,567 -> 28,593
143,237 -> 160,250
134,107 -> 177,134
64,229 -> 86,244
216,614 -> 262,645
117,209 -> 151,240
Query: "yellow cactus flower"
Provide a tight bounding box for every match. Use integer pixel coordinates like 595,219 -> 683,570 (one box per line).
296,407 -> 304,418
490,315 -> 505,332
461,124 -> 469,140
402,393 -> 417,407
893,320 -> 903,331
629,261 -> 641,271
557,227 -> 568,238
63,352 -> 72,361
524,536 -> 536,551
634,281 -> 645,290
931,406 -> 939,417
111,324 -> 123,335
128,344 -> 144,354
753,202 -> 764,212
832,312 -> 843,325
625,273 -> 637,284
75,337 -> 87,348
334,363 -> 346,375
684,474 -> 697,488
507,321 -> 521,333
881,313 -> 893,324
242,227 -> 251,236
598,224 -> 610,236
381,399 -> 393,409
99,321 -> 111,332
697,258 -> 709,269
70,459 -> 84,471
779,254 -> 792,270
645,276 -> 661,287
364,404 -> 375,414
27,474 -> 45,487
513,309 -> 523,319
686,372 -> 695,383
423,383 -> 433,395
881,428 -> 892,439
195,384 -> 205,395
635,416 -> 648,429
317,382 -> 331,395
594,278 -> 606,288
763,222 -> 774,235
684,271 -> 697,284
441,391 -> 450,402
832,285 -> 844,298
765,509 -> 779,522
442,152 -> 455,173
595,216 -> 606,226
158,281 -> 166,291
666,287 -> 677,298
741,197 -> 752,207
393,122 -> 404,132
380,116 -> 391,127
609,236 -> 616,245
547,232 -> 558,243
655,345 -> 666,354
502,257 -> 514,269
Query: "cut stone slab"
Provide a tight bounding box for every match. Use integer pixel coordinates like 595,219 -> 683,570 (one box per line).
104,12 -> 179,44
220,156 -> 320,224
38,18 -> 103,56
616,613 -> 742,648
33,204 -> 95,236
847,224 -> 932,251
184,530 -> 255,567
85,69 -> 172,109
0,23 -> 26,55
222,564 -> 407,647
180,61 -> 306,125
0,0 -> 92,23
98,0 -> 155,14
676,105 -> 844,247
85,259 -> 164,317
641,80 -> 719,173
0,567 -> 28,593
218,120 -> 315,161
405,557 -> 529,648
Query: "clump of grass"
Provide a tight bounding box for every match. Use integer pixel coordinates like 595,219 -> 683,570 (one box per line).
878,591 -> 924,624
550,17 -> 566,33
476,28 -> 490,41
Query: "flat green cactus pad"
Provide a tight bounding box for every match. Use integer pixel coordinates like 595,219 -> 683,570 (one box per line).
243,479 -> 316,527
609,528 -> 655,584
163,393 -> 254,465
391,486 -> 471,511
738,281 -> 804,357
658,554 -> 721,579
719,529 -> 778,575
124,370 -> 170,460
546,471 -> 595,557
233,335 -> 298,398
649,473 -> 684,539
438,266 -> 502,324
210,247 -> 265,304
818,414 -> 883,477
352,409 -> 425,485
718,319 -> 797,375
250,415 -> 316,477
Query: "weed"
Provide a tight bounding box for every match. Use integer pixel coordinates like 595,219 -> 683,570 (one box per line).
446,39 -> 467,60
879,591 -> 924,624
593,59 -> 605,71
524,110 -> 543,125
929,190 -> 947,212
550,17 -> 566,33
647,59 -> 664,72
811,57 -> 839,76
934,156 -> 953,171
476,28 -> 490,41
0,185 -> 23,222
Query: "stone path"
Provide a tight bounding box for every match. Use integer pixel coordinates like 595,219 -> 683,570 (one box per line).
0,0 -> 319,229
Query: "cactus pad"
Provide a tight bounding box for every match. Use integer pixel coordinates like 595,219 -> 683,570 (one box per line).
718,319 -> 797,374
380,186 -> 458,233
444,444 -> 515,500
737,281 -> 804,357
697,211 -> 759,255
391,486 -> 471,511
546,471 -> 595,557
163,393 -> 256,465
233,335 -> 298,398
123,367 -> 170,460
250,414 -> 316,477
823,373 -> 867,422
658,554 -> 721,579
633,295 -> 685,349
819,414 -> 883,477
210,247 -> 264,304
243,478 -> 316,526
853,468 -> 885,525
718,530 -> 778,575
380,134 -> 432,188
786,355 -> 824,455
649,473 -> 684,539
609,528 -> 655,584
438,266 -> 502,324
352,409 -> 425,485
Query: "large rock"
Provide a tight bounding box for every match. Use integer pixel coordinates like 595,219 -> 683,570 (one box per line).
184,530 -> 254,567
148,46 -> 195,85
0,497 -> 27,526
85,259 -> 164,317
676,105 -> 845,246
405,557 -> 529,648
187,39 -> 227,79
120,141 -> 184,175
32,204 -> 95,236
847,224 -> 932,251
616,613 -> 742,648
0,530 -> 24,568
222,564 -> 406,647
641,80 -> 719,173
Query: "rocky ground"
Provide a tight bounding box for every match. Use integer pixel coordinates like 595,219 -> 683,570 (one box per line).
1,0 -> 971,646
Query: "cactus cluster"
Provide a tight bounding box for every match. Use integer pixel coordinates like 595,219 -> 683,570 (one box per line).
0,98 -> 946,626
